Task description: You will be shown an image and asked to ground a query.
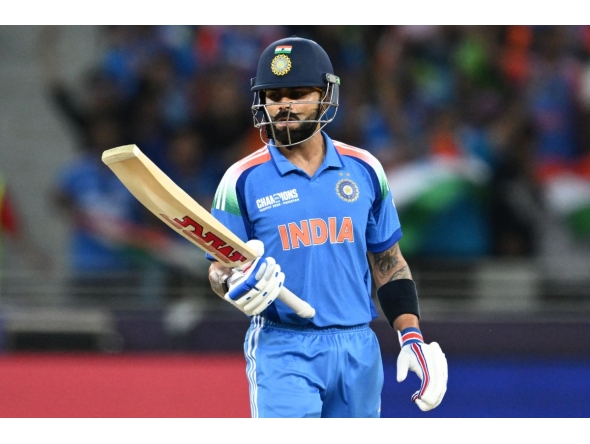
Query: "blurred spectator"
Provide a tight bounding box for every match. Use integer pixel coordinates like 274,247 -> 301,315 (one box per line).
524,26 -> 590,242
192,25 -> 284,79
99,26 -> 171,100
39,26 -> 133,151
193,67 -> 257,166
489,121 -> 545,256
500,25 -> 534,88
136,126 -> 223,307
527,26 -> 584,168
139,50 -> 192,131
50,116 -> 143,304
162,126 -> 221,210
0,174 -> 52,281
127,91 -> 170,168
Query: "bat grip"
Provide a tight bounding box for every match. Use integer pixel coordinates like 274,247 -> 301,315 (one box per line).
278,287 -> 316,319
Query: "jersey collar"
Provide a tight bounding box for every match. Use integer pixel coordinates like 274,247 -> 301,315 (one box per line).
268,131 -> 344,176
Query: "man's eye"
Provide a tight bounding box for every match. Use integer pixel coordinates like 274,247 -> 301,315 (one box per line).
265,91 -> 310,102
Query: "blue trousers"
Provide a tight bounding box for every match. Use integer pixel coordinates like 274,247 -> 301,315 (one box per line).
244,316 -> 384,418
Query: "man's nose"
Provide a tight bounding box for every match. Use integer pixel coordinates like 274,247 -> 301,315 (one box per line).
276,100 -> 294,110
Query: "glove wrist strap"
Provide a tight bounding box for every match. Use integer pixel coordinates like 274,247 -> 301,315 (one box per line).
400,327 -> 423,347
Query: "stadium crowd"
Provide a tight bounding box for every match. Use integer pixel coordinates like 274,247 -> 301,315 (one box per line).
40,25 -> 590,307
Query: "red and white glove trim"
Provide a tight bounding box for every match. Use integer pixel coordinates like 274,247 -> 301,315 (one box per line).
399,327 -> 429,401
400,327 -> 424,346
397,327 -> 448,411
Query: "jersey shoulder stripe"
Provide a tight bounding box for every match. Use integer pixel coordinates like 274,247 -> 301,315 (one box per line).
333,140 -> 390,199
212,146 -> 271,214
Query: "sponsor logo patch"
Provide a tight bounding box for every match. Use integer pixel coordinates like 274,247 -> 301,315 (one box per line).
256,188 -> 299,211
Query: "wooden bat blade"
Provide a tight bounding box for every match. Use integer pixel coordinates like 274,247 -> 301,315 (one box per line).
102,144 -> 315,318
102,145 -> 255,268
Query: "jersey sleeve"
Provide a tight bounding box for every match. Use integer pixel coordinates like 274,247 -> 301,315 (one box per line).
365,159 -> 402,253
206,147 -> 272,262
206,165 -> 250,261
333,141 -> 402,253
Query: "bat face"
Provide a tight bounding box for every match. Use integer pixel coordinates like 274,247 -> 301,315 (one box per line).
102,144 -> 256,268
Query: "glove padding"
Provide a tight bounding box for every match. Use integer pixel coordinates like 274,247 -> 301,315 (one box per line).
396,328 -> 448,412
225,241 -> 284,316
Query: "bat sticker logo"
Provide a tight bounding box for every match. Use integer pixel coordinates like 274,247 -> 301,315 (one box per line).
159,213 -> 249,263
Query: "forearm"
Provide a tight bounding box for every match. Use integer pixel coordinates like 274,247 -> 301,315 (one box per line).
374,245 -> 447,412
393,313 -> 420,331
369,242 -> 412,287
369,242 -> 420,330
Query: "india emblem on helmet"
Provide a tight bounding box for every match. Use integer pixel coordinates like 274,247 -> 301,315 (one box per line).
271,54 -> 292,76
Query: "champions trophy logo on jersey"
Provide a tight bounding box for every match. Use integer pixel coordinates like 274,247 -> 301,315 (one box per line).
271,45 -> 292,76
336,178 -> 359,202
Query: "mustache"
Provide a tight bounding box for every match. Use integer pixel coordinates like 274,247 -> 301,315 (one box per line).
273,111 -> 300,122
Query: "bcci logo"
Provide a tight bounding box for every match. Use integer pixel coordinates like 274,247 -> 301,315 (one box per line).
336,179 -> 359,202
271,54 -> 291,76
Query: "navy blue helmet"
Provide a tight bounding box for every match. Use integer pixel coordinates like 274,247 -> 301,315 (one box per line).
251,36 -> 340,146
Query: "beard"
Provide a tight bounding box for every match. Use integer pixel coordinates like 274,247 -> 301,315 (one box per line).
269,107 -> 321,147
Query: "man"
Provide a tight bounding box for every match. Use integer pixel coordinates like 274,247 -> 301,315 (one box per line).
208,36 -> 447,418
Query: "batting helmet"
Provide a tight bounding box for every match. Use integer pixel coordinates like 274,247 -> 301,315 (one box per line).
250,36 -> 340,146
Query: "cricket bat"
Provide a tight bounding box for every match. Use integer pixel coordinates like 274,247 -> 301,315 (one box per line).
102,144 -> 315,318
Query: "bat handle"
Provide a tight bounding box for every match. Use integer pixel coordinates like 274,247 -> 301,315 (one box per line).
278,287 -> 316,319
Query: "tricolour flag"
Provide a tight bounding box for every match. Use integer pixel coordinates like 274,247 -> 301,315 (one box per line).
386,156 -> 491,256
544,173 -> 590,240
275,45 -> 292,54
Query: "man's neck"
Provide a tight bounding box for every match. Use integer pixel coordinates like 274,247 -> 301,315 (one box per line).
278,133 -> 326,177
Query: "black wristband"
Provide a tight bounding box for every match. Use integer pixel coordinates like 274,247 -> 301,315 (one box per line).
377,279 -> 420,327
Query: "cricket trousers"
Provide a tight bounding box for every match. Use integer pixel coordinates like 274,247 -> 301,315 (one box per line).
244,315 -> 384,418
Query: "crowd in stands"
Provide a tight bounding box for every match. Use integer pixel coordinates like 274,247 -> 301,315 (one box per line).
40,25 -> 590,307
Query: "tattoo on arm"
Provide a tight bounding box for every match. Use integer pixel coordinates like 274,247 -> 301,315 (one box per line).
372,243 -> 412,283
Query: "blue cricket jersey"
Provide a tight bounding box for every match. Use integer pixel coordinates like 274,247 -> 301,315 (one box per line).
211,132 -> 402,327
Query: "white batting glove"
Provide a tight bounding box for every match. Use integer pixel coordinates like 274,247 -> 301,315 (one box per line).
396,328 -> 448,412
224,240 -> 285,316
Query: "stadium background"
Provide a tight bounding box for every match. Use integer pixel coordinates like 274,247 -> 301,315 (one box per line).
0,25 -> 589,418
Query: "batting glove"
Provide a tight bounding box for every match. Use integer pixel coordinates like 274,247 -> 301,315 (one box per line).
396,327 -> 448,412
225,240 -> 284,316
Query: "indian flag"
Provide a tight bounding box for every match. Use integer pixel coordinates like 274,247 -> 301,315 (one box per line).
544,173 -> 590,240
275,45 -> 292,54
386,156 -> 491,256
